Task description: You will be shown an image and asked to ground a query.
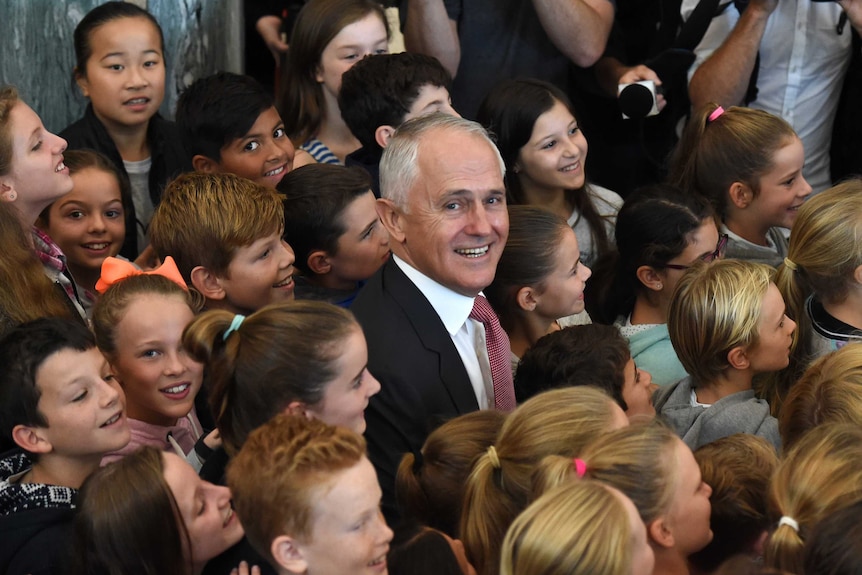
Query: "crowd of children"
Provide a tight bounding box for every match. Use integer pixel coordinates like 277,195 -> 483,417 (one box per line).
2,1 -> 862,574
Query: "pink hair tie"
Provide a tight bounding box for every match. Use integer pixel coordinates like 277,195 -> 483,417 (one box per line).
573,458 -> 588,478
708,106 -> 725,123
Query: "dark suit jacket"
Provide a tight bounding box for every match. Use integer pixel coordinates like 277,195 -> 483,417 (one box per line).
351,259 -> 480,522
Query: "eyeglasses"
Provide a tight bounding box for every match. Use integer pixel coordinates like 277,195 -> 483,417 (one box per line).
660,233 -> 728,271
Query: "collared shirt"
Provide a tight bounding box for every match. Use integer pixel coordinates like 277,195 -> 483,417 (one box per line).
683,0 -> 851,193
394,255 -> 493,409
31,227 -> 87,322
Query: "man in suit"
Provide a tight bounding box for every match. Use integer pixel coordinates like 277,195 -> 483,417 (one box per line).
351,113 -> 511,521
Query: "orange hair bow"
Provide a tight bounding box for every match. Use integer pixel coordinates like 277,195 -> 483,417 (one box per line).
96,256 -> 188,294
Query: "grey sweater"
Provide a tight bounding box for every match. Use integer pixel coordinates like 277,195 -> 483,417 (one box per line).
654,376 -> 781,451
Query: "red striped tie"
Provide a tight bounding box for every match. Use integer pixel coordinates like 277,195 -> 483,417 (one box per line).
470,295 -> 516,412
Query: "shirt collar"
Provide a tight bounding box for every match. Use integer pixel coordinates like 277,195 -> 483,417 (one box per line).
393,255 -> 476,335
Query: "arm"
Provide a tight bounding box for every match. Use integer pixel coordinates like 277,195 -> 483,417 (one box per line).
838,0 -> 862,34
688,0 -> 776,108
532,0 -> 615,67
403,0 -> 461,77
255,15 -> 289,63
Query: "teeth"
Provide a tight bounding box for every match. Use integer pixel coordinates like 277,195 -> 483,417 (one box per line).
273,275 -> 293,288
560,163 -> 579,172
163,383 -> 190,394
126,98 -> 147,105
102,413 -> 120,427
84,243 -> 109,250
265,165 -> 285,177
55,162 -> 66,173
224,508 -> 233,526
456,246 -> 489,258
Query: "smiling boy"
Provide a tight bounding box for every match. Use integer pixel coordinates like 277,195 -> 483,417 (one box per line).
149,172 -> 296,314
176,72 -> 296,189
0,318 -> 130,575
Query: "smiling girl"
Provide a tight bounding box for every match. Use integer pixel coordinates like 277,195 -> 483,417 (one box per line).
485,206 -> 592,370
61,2 -> 190,260
76,447 -> 249,575
478,78 -> 622,268
0,86 -> 88,324
93,269 -> 210,468
37,150 -> 128,311
670,103 -> 811,268
279,0 -> 389,165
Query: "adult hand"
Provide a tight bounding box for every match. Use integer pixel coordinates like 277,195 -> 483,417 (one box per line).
618,65 -> 667,112
256,15 -> 290,63
838,0 -> 862,33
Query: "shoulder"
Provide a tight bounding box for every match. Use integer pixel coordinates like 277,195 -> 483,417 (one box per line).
586,184 -> 624,214
301,139 -> 341,165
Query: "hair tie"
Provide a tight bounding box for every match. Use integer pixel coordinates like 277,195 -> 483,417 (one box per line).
486,446 -> 501,469
96,256 -> 188,294
707,106 -> 725,123
778,516 -> 799,532
573,458 -> 588,478
783,257 -> 798,272
223,314 -> 246,341
412,450 -> 424,474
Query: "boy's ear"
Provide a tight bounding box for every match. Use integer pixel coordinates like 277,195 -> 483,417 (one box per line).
636,265 -> 665,292
648,516 -> 675,549
190,265 -> 226,301
374,125 -> 398,149
11,424 -> 53,455
516,286 -> 538,312
192,155 -> 219,174
283,401 -> 307,418
729,182 -> 753,209
271,535 -> 309,575
376,198 -> 406,244
307,250 -> 332,276
726,345 -> 750,370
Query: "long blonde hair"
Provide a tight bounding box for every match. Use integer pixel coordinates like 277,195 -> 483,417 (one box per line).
765,423 -> 862,573
500,481 -> 633,575
460,387 -> 622,575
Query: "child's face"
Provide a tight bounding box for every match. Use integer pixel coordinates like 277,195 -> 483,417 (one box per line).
162,452 -> 245,570
110,293 -> 203,427
516,99 -> 588,195
293,456 -> 393,574
218,231 -> 296,313
32,346 -> 129,458
76,16 -> 165,132
304,327 -> 381,434
658,218 -> 720,296
531,226 -> 591,319
752,136 -> 811,230
217,106 -> 295,189
621,358 -> 656,419
403,84 -> 459,122
316,13 -> 389,98
0,103 -> 72,213
326,191 -> 390,289
747,283 -> 796,374
663,439 -> 713,554
43,167 -> 125,275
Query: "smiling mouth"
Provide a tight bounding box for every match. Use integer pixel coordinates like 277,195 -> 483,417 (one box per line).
82,242 -> 110,250
264,164 -> 287,178
368,554 -> 387,568
455,246 -> 489,258
273,275 -> 294,288
559,161 -> 580,173
124,97 -> 150,106
100,411 -> 122,427
55,161 -> 67,173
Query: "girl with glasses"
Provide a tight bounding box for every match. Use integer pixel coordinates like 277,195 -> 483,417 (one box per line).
587,184 -> 718,386
669,103 -> 811,268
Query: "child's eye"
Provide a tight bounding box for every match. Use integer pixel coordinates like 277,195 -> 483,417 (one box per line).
569,126 -> 580,136
343,53 -> 359,61
374,48 -> 388,55
107,64 -> 124,71
273,127 -> 286,139
141,349 -> 160,359
67,210 -> 85,220
198,500 -> 206,516
783,177 -> 796,186
260,249 -> 271,259
72,389 -> 88,402
143,60 -> 160,68
244,141 -> 260,152
542,140 -> 556,150
31,140 -> 42,152
105,209 -> 123,219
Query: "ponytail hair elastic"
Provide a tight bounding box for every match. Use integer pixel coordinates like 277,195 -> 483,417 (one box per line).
778,516 -> 799,533
486,445 -> 501,469
783,257 -> 798,272
222,314 -> 246,341
707,105 -> 725,123
573,458 -> 588,478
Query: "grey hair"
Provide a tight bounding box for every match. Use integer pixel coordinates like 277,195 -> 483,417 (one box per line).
379,112 -> 506,210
